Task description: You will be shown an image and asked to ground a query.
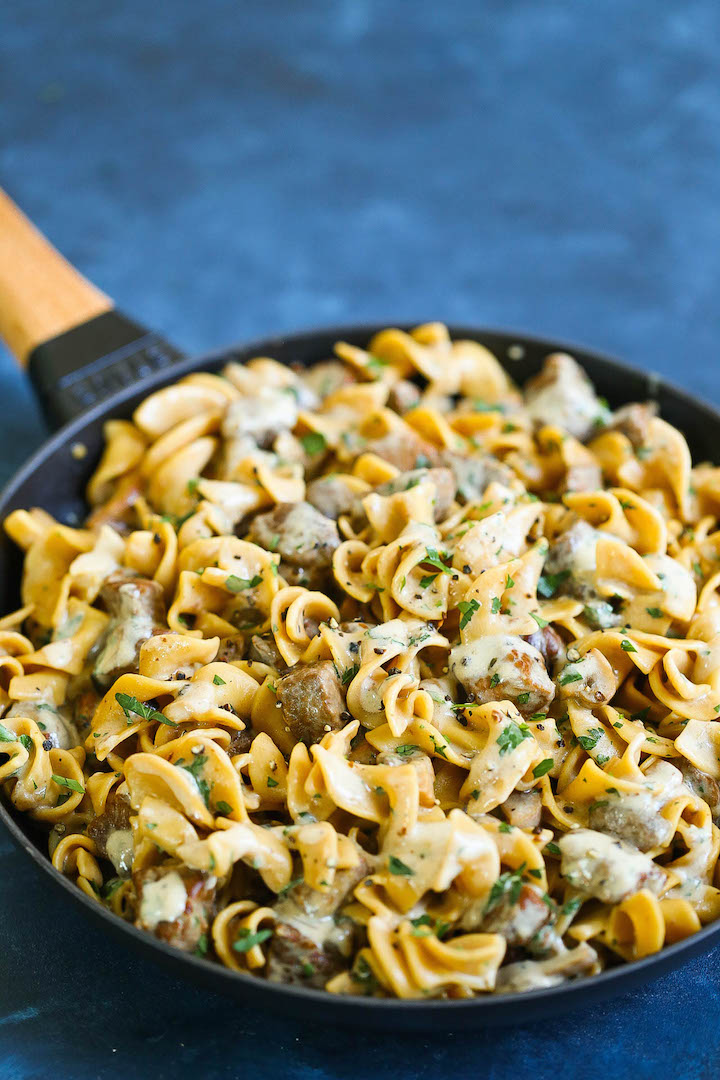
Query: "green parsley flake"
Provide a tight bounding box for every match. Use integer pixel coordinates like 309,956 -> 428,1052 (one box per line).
115,693 -> 177,727
497,721 -> 532,756
226,573 -> 263,593
457,599 -> 479,630
51,774 -> 84,794
300,431 -> 327,456
232,928 -> 273,953
388,855 -> 414,876
532,757 -> 554,778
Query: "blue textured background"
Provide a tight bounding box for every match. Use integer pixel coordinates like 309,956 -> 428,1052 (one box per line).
2,1 -> 720,1076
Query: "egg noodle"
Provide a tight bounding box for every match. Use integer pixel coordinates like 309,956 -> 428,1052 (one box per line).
2,323 -> 720,998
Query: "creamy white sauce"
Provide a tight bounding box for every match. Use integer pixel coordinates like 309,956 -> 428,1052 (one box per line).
223,391 -> 298,438
139,871 -> 187,930
450,635 -> 542,689
105,829 -> 134,878
559,829 -> 663,904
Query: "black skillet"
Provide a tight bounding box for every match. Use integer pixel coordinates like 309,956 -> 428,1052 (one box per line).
1,189 -> 719,1029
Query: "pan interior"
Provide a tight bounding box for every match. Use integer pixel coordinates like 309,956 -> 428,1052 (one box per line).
1,323 -> 718,1013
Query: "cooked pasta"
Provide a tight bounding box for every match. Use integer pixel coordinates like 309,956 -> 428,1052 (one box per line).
2,322 -> 720,999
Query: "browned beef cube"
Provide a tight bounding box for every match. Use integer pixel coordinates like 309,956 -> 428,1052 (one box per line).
481,883 -> 553,946
265,923 -> 348,988
247,502 -> 339,573
375,467 -> 456,521
94,573 -> 166,687
523,625 -> 566,670
248,634 -> 287,671
133,865 -> 216,953
87,790 -> 132,861
608,402 -> 658,448
276,660 -> 346,744
362,432 -> 441,472
524,353 -> 608,442
306,476 -> 360,520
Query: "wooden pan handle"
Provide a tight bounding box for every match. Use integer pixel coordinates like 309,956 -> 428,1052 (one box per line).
0,188 -> 112,367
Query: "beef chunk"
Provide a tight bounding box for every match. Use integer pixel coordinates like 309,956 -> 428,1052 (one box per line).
495,943 -> 597,993
301,360 -> 356,399
247,502 -> 339,577
542,519 -> 599,601
276,660 -> 346,744
558,829 -> 665,903
523,626 -> 566,671
374,466 -> 456,521
306,475 -> 359,520
222,389 -> 299,448
248,634 -> 287,671
500,790 -> 543,830
362,432 -> 441,472
449,635 -> 555,718
6,700 -> 78,749
87,790 -> 134,876
93,573 -> 166,687
609,402 -> 658,449
387,379 -> 421,414
524,353 -> 609,442
215,635 -> 246,663
480,883 -> 554,947
587,761 -> 683,851
134,865 -> 216,952
439,451 -> 515,504
265,923 -> 348,988
678,761 -> 720,821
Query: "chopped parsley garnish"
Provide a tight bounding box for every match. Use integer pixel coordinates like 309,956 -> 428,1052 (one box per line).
267,776 -> 279,788
423,548 -> 453,574
232,928 -> 273,953
557,670 -> 583,686
577,727 -> 604,751
115,693 -> 177,727
537,570 -> 570,598
178,754 -> 211,806
561,896 -> 582,918
212,674 -> 226,685
505,574 -> 515,589
530,612 -> 549,629
490,672 -> 500,687
226,573 -> 263,592
51,774 -> 84,794
395,744 -> 421,756
497,721 -> 532,755
215,801 -> 233,816
0,724 -> 16,742
419,574 -> 439,589
485,864 -> 526,913
341,663 -> 360,685
278,876 -> 304,897
388,854 -> 414,876
645,607 -> 663,619
532,758 -> 554,778
300,431 -> 327,456
498,822 -> 513,833
491,596 -> 501,614
429,735 -> 449,759
545,841 -> 561,856
620,639 -> 637,653
457,599 -> 479,630
517,692 -> 530,705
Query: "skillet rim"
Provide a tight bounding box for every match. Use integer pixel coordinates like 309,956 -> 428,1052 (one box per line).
2,320 -> 720,1023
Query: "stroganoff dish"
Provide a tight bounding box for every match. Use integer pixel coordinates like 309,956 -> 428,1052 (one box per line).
2,323 -> 720,999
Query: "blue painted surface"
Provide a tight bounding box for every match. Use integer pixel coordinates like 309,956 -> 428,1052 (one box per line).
1,0 -> 720,1075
